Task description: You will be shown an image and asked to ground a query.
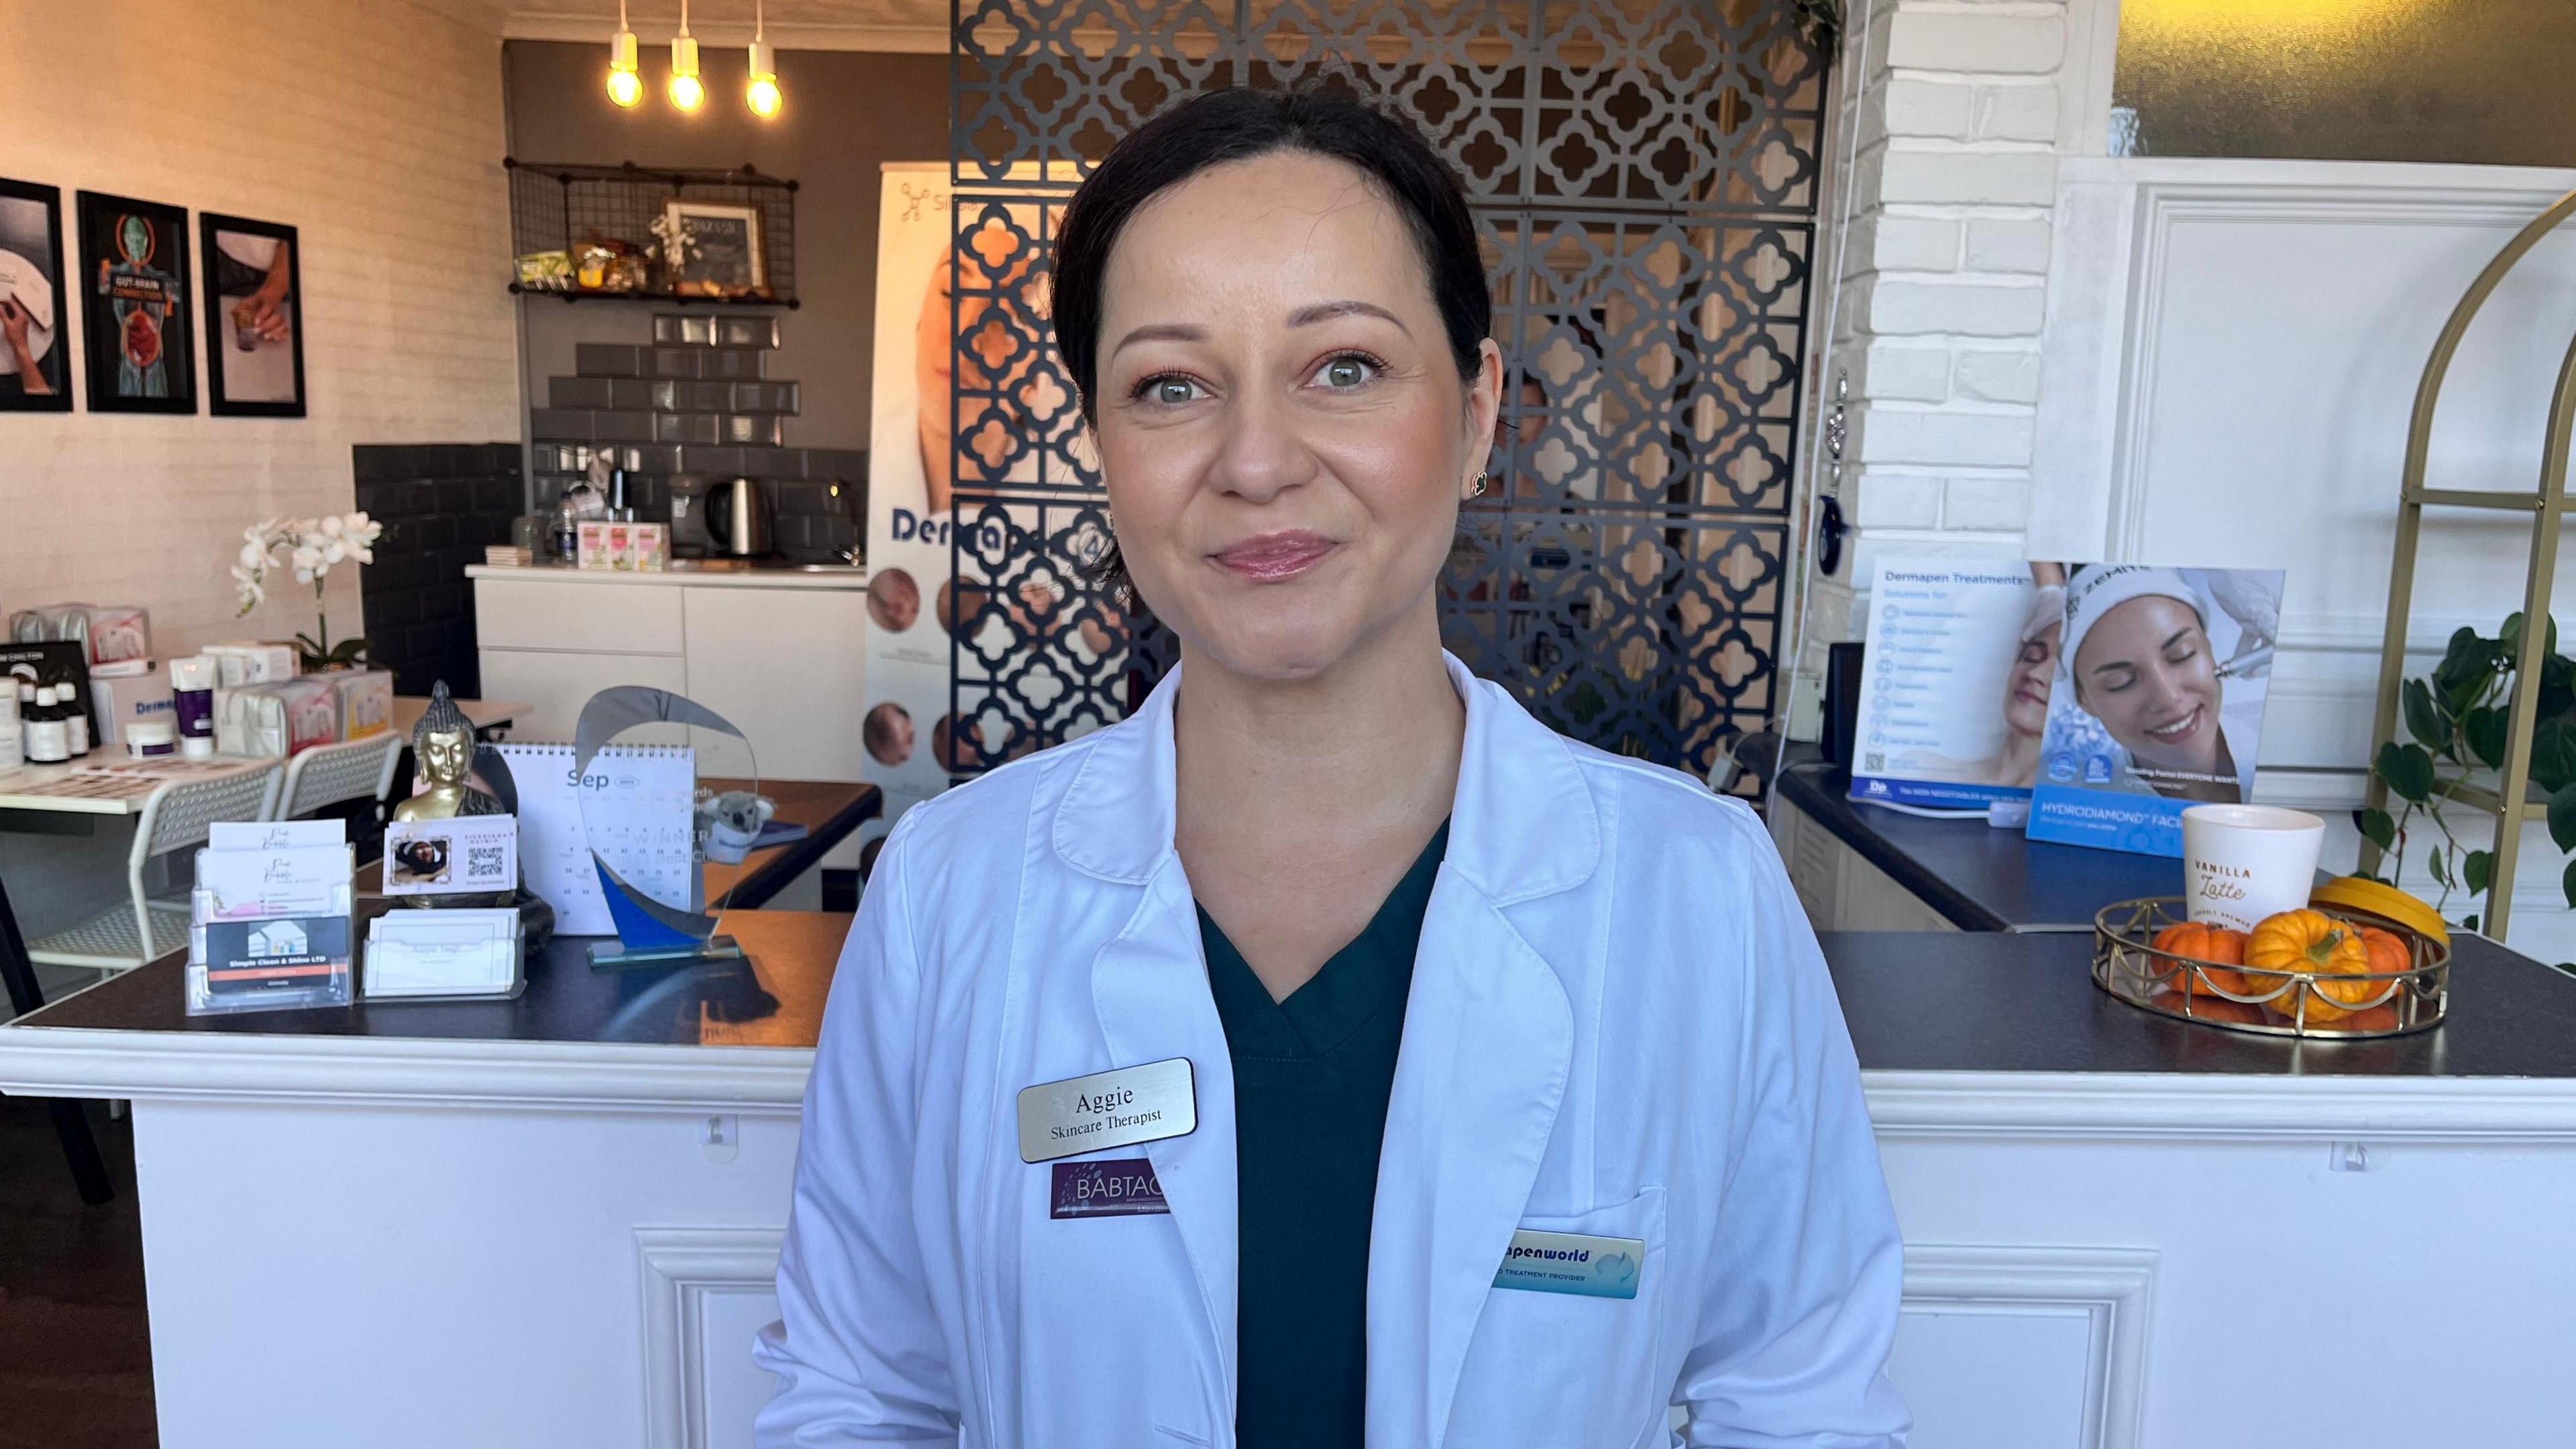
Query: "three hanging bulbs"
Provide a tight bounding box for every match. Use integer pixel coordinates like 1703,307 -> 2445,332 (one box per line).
606,1 -> 780,118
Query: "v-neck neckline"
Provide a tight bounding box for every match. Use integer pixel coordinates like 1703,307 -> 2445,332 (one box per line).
1198,820 -> 1450,1061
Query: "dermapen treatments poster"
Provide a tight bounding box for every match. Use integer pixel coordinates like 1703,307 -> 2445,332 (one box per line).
859,162 -> 963,859
859,164 -> 1063,863
1849,558 -> 2065,811
2026,564 -> 2285,857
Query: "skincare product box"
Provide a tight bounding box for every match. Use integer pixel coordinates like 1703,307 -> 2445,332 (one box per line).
214,678 -> 339,758
333,669 -> 395,740
9,603 -> 151,667
89,671 -> 176,747
206,641 -> 300,687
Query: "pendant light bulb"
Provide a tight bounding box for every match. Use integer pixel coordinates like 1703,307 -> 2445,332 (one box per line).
668,1 -> 704,112
606,1 -> 642,108
747,40 -> 782,119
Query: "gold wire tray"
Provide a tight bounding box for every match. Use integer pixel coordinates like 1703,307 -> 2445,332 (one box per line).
2092,897 -> 2450,1040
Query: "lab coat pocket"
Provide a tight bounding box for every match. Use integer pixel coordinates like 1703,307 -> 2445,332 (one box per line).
1445,1187 -> 1668,1449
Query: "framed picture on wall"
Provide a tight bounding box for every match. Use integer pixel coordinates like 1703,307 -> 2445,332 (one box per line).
0,177 -> 73,411
662,201 -> 765,297
199,213 -> 305,417
75,191 -> 195,413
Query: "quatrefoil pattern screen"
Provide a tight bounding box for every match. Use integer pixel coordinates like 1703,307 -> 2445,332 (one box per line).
942,0 -> 1828,789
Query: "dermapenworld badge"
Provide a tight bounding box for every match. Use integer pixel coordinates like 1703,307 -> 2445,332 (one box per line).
1016,1058 -> 1196,1164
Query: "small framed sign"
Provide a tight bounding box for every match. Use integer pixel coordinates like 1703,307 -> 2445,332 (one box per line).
200,212 -> 306,417
76,190 -> 195,413
662,201 -> 765,297
0,176 -> 72,411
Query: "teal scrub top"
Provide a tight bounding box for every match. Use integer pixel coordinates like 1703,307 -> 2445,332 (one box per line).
1197,820 -> 1450,1449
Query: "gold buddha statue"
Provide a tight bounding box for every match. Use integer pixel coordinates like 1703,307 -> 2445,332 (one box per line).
392,682 -> 503,822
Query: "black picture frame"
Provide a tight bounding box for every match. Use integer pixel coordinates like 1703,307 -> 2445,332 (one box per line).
0,177 -> 74,412
76,191 -> 195,414
199,212 -> 306,418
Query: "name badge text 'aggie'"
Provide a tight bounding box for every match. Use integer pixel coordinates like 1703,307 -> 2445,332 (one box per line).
1017,1058 -> 1197,1163
1493,1228 -> 1646,1300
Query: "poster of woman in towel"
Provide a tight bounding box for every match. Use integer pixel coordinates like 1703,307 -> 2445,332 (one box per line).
2027,564 -> 2284,855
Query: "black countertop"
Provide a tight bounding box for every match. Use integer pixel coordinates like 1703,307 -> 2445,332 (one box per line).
21,910 -> 2576,1082
1823,928 -> 2576,1078
9,910 -> 847,1051
1777,760 -> 2184,930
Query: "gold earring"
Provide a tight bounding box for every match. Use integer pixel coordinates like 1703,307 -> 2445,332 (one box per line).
1469,471 -> 1489,498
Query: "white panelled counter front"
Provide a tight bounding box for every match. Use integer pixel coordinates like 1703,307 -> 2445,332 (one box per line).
5,906 -> 2575,1448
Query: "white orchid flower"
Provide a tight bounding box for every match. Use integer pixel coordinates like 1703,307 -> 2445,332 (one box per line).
321,538 -> 347,566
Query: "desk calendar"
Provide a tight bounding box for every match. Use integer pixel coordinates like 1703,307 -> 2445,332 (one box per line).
495,743 -> 695,936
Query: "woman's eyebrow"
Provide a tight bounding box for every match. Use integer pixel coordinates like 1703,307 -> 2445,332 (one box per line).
1110,322 -> 1207,358
1287,299 -> 1408,331
2161,627 -> 2196,651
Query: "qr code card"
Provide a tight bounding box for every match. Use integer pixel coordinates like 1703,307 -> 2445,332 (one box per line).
383,814 -> 519,896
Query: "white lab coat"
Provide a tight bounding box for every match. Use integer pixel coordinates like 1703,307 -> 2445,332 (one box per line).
755,656 -> 1909,1448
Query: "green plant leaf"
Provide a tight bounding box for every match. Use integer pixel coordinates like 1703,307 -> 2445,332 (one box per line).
2357,808 -> 2398,851
2549,784 -> 2576,854
2376,741 -> 2436,803
2465,849 -> 2494,896
2462,914 -> 2478,932
2534,718 -> 2576,794
2402,679 -> 2452,751
2428,848 -> 2452,888
2463,705 -> 2510,770
2563,859 -> 2576,910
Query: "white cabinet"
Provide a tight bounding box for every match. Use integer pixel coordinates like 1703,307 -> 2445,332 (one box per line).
679,588 -> 867,782
472,573 -> 866,784
478,649 -> 690,746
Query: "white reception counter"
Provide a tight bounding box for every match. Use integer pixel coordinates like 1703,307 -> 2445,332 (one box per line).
3,913 -> 2573,1448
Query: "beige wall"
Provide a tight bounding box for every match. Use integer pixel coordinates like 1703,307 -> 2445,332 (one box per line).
0,0 -> 521,657
501,40 -> 951,452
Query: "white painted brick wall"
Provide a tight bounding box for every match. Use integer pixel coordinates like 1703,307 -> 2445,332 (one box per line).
0,0 -> 520,659
1833,0 -> 2068,542
1791,0 -> 2074,724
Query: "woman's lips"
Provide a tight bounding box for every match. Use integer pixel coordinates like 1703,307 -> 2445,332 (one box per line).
1212,531 -> 1336,583
2145,703 -> 2206,744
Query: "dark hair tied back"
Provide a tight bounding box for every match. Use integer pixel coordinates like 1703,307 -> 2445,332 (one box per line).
1051,86 -> 1493,608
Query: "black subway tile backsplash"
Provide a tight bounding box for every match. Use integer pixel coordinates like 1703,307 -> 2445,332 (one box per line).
575,343 -> 640,377
352,441 -> 520,700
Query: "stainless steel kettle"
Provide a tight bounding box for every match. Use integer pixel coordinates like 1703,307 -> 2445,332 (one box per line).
706,478 -> 773,557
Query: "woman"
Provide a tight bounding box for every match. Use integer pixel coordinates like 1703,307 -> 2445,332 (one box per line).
757,89 -> 1906,1448
2063,564 -> 2247,802
1964,563 -> 2065,788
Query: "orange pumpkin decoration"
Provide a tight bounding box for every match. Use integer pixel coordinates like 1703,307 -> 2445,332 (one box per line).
2247,910 -> 2374,1023
2357,926 -> 2412,975
2153,920 -> 2250,996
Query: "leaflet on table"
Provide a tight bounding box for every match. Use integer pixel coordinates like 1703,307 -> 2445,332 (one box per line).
2025,564 -> 2286,857
1849,559 -> 2068,810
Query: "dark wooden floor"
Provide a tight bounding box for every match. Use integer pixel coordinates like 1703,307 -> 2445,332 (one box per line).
0,1094 -> 154,1448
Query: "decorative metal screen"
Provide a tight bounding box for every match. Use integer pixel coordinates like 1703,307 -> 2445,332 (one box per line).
947,0 -> 1829,786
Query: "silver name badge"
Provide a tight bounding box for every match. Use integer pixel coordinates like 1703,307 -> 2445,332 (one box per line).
1017,1058 -> 1197,1164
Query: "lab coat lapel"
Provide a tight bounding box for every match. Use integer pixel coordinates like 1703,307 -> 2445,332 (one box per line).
1366,661 -> 1590,1449
1074,671 -> 1240,1418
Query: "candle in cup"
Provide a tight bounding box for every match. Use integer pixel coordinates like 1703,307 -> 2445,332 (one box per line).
2181,804 -> 2326,933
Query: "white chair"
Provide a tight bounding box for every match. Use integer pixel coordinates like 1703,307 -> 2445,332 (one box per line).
271,733 -> 401,821
26,763 -> 281,981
